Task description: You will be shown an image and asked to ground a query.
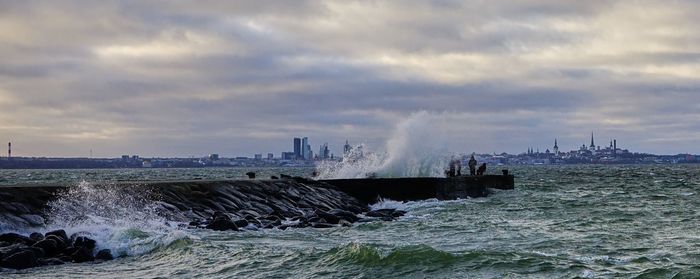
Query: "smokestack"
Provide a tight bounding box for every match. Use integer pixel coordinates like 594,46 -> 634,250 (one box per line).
7,142 -> 10,158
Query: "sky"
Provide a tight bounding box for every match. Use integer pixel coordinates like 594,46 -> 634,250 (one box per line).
1,0 -> 699,157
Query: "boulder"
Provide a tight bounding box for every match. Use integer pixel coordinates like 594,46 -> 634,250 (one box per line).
45,235 -> 67,251
73,236 -> 96,251
70,247 -> 95,263
29,232 -> 44,242
328,209 -> 360,222
0,250 -> 38,270
32,239 -> 58,257
45,230 -> 69,243
38,258 -> 64,266
205,219 -> 239,231
0,233 -> 34,245
233,219 -> 249,228
314,209 -> 341,224
311,222 -> 334,228
95,249 -> 114,261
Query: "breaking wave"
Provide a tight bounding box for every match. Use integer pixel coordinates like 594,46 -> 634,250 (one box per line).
316,111 -> 457,179
43,181 -> 188,257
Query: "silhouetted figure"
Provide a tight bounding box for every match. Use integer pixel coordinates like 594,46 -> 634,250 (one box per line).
448,159 -> 457,177
468,155 -> 477,175
476,163 -> 486,176
456,159 -> 462,176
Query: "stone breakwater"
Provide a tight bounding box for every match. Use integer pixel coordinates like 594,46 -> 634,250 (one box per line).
1,229 -> 113,270
0,178 -> 407,270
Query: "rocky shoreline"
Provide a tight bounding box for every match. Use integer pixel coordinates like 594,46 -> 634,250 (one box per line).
1,229 -> 113,270
0,177 -> 406,270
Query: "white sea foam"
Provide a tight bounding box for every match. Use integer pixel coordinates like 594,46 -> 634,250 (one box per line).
44,181 -> 188,257
316,111 -> 462,179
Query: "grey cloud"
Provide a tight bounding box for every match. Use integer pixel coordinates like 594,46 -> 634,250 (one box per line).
1,0 -> 699,156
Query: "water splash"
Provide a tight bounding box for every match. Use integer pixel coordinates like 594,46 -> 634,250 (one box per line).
45,181 -> 188,257
316,111 -> 457,179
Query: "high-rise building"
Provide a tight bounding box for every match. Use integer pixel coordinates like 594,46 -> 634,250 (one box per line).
553,139 -> 559,156
301,137 -> 310,160
319,143 -> 330,159
267,153 -> 274,160
293,138 -> 301,159
7,142 -> 11,158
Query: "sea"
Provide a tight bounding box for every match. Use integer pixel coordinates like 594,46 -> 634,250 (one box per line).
1,164 -> 699,278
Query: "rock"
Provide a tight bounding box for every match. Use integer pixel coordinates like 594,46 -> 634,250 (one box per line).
338,219 -> 353,227
32,239 -> 58,257
0,250 -> 38,270
38,258 -> 64,266
45,235 -> 67,251
392,210 -> 407,217
328,209 -> 360,222
211,211 -> 231,221
29,232 -> 44,242
45,230 -> 69,243
70,247 -> 94,263
366,209 -> 395,218
311,222 -> 334,228
73,236 -> 96,251
245,172 -> 255,179
270,176 -> 279,179
95,249 -> 114,261
314,209 -> 341,224
0,243 -> 26,259
205,219 -> 239,231
25,246 -> 45,259
233,219 -> 249,228
0,233 -> 35,245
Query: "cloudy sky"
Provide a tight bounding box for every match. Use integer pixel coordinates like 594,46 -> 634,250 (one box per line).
1,0 -> 699,157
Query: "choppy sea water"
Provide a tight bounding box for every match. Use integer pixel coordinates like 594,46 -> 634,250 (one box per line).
2,165 -> 700,278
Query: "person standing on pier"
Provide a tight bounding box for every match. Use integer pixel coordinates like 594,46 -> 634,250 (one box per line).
468,154 -> 477,175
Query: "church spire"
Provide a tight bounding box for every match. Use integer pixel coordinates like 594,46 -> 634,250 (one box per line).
590,132 -> 595,148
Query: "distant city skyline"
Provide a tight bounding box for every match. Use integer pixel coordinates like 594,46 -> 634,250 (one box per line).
2,1 -> 700,157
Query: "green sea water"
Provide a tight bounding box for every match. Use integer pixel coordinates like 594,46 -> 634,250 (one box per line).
2,165 -> 699,278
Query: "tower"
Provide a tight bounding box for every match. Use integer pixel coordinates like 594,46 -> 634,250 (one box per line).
301,137 -> 309,160
589,132 -> 595,151
553,139 -> 559,156
613,139 -> 617,156
343,140 -> 351,155
293,138 -> 301,159
7,142 -> 10,158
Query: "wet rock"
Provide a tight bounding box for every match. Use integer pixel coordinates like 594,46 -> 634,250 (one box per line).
314,209 -> 341,224
73,236 -> 96,251
29,232 -> 44,242
95,249 -> 114,261
270,176 -> 279,179
205,219 -> 239,231
0,250 -> 38,270
311,222 -> 334,228
0,233 -> 34,245
45,235 -> 67,251
233,219 -> 248,228
70,247 -> 95,263
38,257 -> 64,266
32,239 -> 58,257
392,210 -> 407,217
338,220 -> 353,227
45,230 -> 69,243
328,209 -> 360,222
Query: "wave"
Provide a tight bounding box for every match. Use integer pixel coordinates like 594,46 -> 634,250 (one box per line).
40,181 -> 189,257
316,111 -> 459,179
319,242 -> 457,268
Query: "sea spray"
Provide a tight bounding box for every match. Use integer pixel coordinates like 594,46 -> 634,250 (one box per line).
45,181 -> 188,257
316,111 -> 462,179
